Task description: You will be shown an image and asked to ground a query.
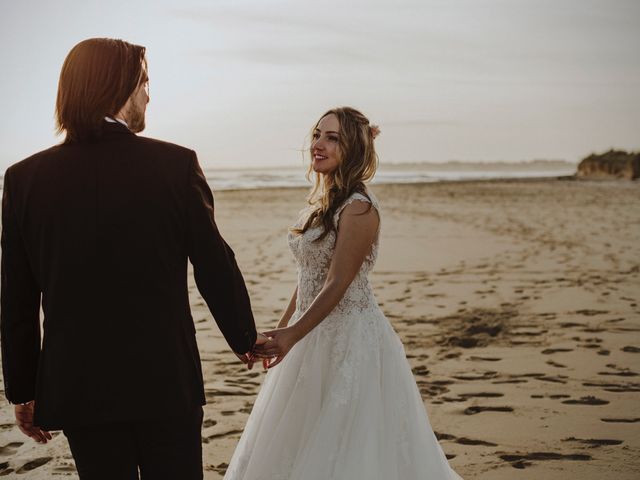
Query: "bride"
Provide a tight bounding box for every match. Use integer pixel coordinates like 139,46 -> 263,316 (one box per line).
224,107 -> 463,479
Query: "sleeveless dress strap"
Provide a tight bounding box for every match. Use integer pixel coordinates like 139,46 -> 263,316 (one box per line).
333,190 -> 381,233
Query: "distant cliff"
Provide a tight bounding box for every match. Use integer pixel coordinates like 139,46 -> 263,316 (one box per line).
577,150 -> 640,180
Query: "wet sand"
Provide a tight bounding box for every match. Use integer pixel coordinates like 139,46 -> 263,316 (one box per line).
1,178 -> 639,479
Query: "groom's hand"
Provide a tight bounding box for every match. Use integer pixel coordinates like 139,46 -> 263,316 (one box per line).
234,352 -> 250,364
15,401 -> 52,444
247,333 -> 271,370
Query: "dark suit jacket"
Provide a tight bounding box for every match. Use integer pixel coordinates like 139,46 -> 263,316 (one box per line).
1,121 -> 257,430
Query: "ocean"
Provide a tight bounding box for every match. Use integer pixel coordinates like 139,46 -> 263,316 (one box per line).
203,163 -> 577,191
0,162 -> 578,193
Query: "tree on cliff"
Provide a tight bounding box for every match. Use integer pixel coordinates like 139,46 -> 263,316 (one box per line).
577,149 -> 639,180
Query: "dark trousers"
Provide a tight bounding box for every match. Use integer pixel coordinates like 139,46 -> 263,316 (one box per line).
63,407 -> 204,480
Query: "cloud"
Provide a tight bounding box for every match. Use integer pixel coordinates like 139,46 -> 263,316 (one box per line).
382,119 -> 461,127
171,5 -> 355,38
196,45 -> 375,67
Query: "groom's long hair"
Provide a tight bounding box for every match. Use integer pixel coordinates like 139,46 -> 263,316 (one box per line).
55,38 -> 147,144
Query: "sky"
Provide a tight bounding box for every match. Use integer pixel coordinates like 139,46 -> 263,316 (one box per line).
1,0 -> 638,170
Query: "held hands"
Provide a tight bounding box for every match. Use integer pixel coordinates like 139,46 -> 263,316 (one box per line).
235,333 -> 270,370
15,401 -> 51,443
252,326 -> 302,369
235,326 -> 303,370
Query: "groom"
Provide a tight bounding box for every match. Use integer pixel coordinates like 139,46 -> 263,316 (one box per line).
1,38 -> 263,479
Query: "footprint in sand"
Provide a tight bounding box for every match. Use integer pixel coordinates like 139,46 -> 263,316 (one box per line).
435,430 -> 498,447
546,360 -> 567,368
464,406 -> 514,415
16,457 -> 53,473
559,322 -> 586,328
562,396 -> 609,405
574,309 -> 609,316
598,366 -> 638,377
499,452 -> 591,469
562,437 -> 624,448
205,462 -> 229,474
202,429 -> 244,443
406,354 -> 430,361
441,352 -> 462,360
453,371 -> 499,381
205,389 -> 254,400
492,378 -> 528,384
600,417 -> 640,423
583,381 -> 640,392
411,365 -> 430,377
421,380 -> 453,396
456,437 -> 498,446
533,375 -> 568,384
0,442 -> 23,456
605,317 -> 625,323
579,343 -> 602,350
468,356 -> 502,362
541,348 -> 573,354
622,346 -> 640,353
459,392 -> 504,399
441,396 -> 467,403
53,464 -> 77,473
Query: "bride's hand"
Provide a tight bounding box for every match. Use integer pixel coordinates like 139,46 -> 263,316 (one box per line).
253,326 -> 302,369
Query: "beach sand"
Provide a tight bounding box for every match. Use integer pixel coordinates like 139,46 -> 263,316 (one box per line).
1,178 -> 639,479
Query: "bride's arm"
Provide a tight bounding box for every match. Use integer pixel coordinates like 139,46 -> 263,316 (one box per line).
276,286 -> 298,328
257,200 -> 379,367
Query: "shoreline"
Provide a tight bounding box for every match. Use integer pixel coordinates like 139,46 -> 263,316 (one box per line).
5,172 -> 639,195
210,175 -> 640,195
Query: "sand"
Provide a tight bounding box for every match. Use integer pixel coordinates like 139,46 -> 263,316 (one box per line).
1,178 -> 639,479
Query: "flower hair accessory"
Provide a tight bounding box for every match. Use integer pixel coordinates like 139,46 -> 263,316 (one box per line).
369,124 -> 381,139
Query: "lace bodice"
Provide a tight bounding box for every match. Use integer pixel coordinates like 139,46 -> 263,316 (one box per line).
287,191 -> 380,321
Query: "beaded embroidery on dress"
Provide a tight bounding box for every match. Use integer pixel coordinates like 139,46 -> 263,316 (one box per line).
224,190 -> 463,480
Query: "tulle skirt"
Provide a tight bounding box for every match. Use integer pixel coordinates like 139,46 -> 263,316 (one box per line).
224,306 -> 463,480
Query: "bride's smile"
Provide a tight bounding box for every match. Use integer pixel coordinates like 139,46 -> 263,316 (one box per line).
311,113 -> 341,175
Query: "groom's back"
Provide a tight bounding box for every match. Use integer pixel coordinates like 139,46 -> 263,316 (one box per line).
4,123 -> 210,429
11,124 -> 194,302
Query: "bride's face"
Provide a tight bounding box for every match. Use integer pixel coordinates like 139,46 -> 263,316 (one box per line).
311,114 -> 341,175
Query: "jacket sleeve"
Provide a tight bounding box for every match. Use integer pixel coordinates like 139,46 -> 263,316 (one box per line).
1,168 -> 41,404
186,151 -> 257,354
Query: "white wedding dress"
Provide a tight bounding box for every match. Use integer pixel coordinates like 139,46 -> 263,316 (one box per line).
224,191 -> 463,480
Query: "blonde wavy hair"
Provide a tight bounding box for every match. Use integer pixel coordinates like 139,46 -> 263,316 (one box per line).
292,106 -> 379,241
